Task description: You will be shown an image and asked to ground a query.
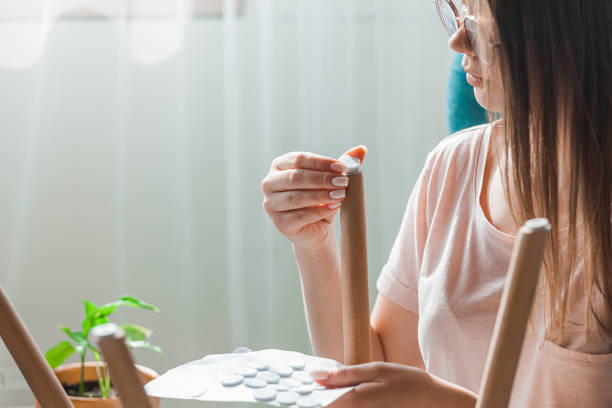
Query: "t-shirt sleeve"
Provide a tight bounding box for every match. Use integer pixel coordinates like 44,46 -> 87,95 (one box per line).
376,159 -> 432,315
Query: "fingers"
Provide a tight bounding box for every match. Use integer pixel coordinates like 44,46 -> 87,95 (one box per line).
273,152 -> 346,173
265,189 -> 346,212
262,169 -> 349,193
262,148 -> 364,245
262,167 -> 349,213
269,205 -> 340,234
310,363 -> 386,388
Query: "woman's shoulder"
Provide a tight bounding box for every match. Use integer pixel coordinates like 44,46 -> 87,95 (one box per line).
428,124 -> 489,170
419,124 -> 490,204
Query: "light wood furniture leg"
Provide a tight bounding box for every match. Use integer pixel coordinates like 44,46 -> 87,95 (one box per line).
0,284 -> 73,408
340,161 -> 372,366
476,218 -> 550,408
91,323 -> 154,408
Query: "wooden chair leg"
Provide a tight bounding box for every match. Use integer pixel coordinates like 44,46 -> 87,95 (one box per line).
340,159 -> 372,366
0,285 -> 73,408
476,218 -> 550,408
91,323 -> 154,408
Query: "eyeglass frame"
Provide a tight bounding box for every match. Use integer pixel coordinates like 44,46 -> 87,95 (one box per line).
433,0 -> 498,66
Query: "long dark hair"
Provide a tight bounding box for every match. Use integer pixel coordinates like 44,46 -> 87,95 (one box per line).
486,0 -> 612,341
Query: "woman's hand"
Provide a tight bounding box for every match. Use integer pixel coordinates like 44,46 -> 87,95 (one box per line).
311,362 -> 477,408
261,152 -> 349,252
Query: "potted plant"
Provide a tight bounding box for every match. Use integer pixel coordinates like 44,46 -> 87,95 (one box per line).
41,296 -> 162,407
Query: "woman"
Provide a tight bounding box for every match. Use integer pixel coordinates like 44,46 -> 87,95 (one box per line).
261,0 -> 611,406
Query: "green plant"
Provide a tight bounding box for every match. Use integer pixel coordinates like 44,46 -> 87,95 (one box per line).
44,295 -> 162,398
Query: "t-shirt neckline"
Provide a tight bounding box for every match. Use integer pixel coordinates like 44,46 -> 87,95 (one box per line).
474,123 -> 516,242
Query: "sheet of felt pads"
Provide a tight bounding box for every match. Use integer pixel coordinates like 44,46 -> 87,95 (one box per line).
145,349 -> 355,407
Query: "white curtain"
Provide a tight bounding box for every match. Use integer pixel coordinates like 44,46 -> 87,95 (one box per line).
0,1 -> 450,406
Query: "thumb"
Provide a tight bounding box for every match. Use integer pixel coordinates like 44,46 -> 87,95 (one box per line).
309,362 -> 383,388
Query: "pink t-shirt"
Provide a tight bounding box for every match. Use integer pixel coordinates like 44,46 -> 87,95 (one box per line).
376,124 -> 612,407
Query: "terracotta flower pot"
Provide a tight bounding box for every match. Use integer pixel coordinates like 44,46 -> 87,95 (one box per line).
35,362 -> 160,408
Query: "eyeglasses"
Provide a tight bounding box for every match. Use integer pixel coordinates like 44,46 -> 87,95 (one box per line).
434,0 -> 497,65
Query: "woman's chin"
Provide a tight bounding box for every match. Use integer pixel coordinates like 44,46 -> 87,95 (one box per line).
473,87 -> 502,113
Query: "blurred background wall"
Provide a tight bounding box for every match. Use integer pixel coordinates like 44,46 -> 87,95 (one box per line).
0,0 -> 451,406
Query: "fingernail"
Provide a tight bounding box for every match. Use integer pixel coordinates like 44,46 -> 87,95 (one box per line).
332,176 -> 349,187
329,203 -> 341,210
329,190 -> 346,199
330,162 -> 346,173
309,370 -> 330,381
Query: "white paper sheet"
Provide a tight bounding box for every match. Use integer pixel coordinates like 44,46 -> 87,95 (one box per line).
145,349 -> 355,407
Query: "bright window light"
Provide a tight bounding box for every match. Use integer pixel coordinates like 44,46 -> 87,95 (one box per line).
0,0 -> 243,69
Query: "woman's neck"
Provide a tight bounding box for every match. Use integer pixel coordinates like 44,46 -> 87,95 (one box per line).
489,119 -> 573,224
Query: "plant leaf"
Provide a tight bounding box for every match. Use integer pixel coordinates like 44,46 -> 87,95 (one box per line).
83,299 -> 99,316
118,295 -> 160,312
127,340 -> 163,355
45,341 -> 77,369
82,299 -> 101,335
121,324 -> 152,342
94,303 -> 120,318
59,326 -> 87,347
82,296 -> 159,337
81,314 -> 109,338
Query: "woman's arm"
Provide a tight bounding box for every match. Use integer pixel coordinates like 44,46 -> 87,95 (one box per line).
371,293 -> 425,368
294,234 -> 393,363
292,233 -> 344,360
296,234 -> 424,368
261,150 -> 350,361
